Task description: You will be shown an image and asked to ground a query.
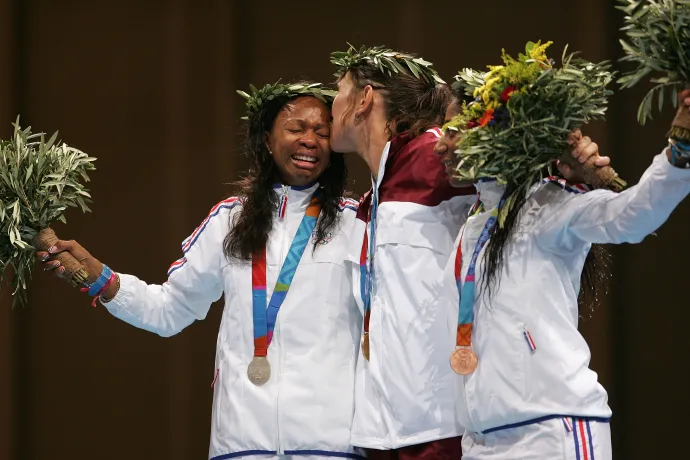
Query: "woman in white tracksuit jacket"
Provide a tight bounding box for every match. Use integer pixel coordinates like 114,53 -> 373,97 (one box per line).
38,83 -> 366,460
434,90 -> 690,459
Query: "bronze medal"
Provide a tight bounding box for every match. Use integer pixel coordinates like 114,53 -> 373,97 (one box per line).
247,356 -> 271,385
450,347 -> 478,375
361,332 -> 370,361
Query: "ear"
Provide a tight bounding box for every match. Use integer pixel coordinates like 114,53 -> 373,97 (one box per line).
354,84 -> 375,121
264,132 -> 273,155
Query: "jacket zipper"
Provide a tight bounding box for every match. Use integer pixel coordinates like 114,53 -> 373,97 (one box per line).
278,186 -> 288,220
275,185 -> 289,454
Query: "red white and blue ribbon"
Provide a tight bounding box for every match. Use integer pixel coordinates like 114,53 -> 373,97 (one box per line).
251,194 -> 321,358
360,188 -> 379,345
455,202 -> 501,347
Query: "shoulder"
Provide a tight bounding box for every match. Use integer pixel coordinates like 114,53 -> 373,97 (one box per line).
180,197 -> 242,252
399,128 -> 443,155
524,177 -> 603,232
380,128 -> 475,207
529,177 -> 594,206
338,197 -> 359,213
208,196 -> 244,217
201,196 -> 244,228
423,127 -> 444,139
388,128 -> 443,164
336,196 -> 361,228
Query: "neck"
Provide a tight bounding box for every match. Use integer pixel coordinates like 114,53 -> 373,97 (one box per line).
354,117 -> 390,179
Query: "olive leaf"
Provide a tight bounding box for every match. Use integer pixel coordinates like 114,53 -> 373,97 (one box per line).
237,81 -> 337,121
330,44 -> 446,85
445,42 -> 623,222
0,117 -> 96,307
617,0 -> 690,124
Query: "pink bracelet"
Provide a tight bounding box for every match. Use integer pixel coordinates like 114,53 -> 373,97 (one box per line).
90,271 -> 117,307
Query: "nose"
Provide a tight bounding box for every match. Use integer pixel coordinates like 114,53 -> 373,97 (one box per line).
300,131 -> 317,149
433,139 -> 448,156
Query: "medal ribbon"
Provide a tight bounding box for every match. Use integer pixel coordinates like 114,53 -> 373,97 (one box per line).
359,186 -> 379,339
455,201 -> 501,347
251,194 -> 322,357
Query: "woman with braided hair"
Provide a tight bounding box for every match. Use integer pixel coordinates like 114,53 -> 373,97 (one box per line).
37,82 -> 365,460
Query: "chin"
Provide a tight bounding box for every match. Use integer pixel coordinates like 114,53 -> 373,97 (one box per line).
329,141 -> 344,153
329,134 -> 349,154
287,171 -> 318,187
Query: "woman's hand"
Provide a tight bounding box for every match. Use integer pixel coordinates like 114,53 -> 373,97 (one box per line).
557,129 -> 610,182
36,240 -> 120,301
36,239 -> 103,284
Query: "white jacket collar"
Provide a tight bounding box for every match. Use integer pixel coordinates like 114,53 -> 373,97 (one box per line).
272,182 -> 320,213
475,179 -> 505,210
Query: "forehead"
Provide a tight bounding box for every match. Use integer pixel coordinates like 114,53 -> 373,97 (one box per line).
337,73 -> 353,90
279,96 -> 330,122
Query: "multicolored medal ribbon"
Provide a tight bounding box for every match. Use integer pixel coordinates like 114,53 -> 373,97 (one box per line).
451,201 -> 500,375
248,194 -> 322,386
359,187 -> 378,361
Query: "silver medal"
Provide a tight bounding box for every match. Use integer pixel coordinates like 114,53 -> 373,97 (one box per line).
247,356 -> 271,386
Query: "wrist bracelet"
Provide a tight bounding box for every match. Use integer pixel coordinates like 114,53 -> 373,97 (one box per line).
90,271 -> 117,307
99,274 -> 121,304
668,138 -> 690,167
83,264 -> 113,296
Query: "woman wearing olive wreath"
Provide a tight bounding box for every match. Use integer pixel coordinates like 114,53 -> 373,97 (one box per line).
36,82 -> 366,460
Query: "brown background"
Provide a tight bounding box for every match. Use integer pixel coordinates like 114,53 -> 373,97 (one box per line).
1,1 -> 688,459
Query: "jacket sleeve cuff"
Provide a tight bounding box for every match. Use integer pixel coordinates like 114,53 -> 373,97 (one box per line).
99,273 -> 136,314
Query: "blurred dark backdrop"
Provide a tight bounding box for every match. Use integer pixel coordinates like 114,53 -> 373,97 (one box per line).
1,1 -> 688,459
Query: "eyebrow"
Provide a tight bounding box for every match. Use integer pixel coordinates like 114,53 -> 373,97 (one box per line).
284,119 -> 330,130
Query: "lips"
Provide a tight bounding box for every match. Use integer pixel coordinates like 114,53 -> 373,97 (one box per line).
442,156 -> 457,176
442,154 -> 456,167
291,153 -> 319,170
292,154 -> 318,163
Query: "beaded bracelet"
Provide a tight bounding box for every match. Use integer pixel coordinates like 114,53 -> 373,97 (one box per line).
99,274 -> 120,304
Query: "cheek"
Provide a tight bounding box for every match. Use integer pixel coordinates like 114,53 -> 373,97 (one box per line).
445,136 -> 459,152
274,138 -> 296,163
331,98 -> 349,130
330,110 -> 342,130
441,138 -> 453,152
330,118 -> 344,140
331,97 -> 343,118
319,141 -> 332,162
